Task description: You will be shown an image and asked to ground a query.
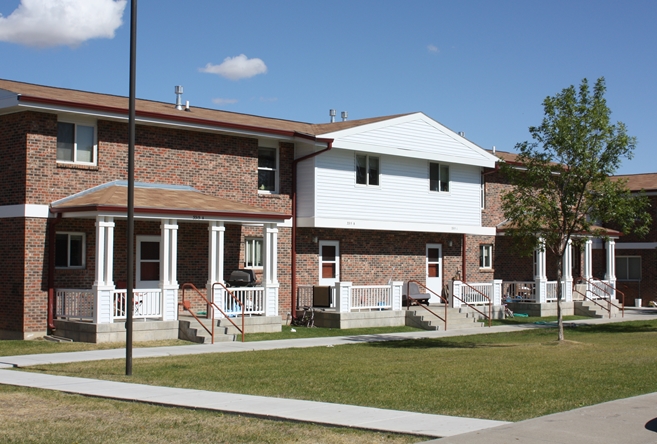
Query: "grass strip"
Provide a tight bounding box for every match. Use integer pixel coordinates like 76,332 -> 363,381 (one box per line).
0,385 -> 419,444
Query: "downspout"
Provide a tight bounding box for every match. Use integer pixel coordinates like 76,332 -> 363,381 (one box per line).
47,212 -> 62,332
291,137 -> 333,315
462,233 -> 467,283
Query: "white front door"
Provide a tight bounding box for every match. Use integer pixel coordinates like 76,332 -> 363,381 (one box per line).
137,235 -> 160,289
319,241 -> 340,286
426,243 -> 443,303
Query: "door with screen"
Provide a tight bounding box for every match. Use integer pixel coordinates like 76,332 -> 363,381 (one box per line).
137,236 -> 160,289
319,241 -> 340,287
426,244 -> 443,303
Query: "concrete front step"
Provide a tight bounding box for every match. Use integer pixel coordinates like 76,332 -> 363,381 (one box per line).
405,306 -> 485,331
574,300 -> 622,318
179,315 -> 283,343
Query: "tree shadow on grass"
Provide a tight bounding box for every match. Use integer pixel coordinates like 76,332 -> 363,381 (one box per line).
360,337 -> 519,350
574,322 -> 657,335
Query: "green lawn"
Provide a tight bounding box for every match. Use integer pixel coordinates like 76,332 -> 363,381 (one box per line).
21,319 -> 657,422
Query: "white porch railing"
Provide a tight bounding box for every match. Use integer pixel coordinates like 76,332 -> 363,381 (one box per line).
56,289 -> 94,321
112,289 -> 163,320
351,285 -> 391,311
545,281 -> 572,302
589,279 -> 612,300
216,287 -> 265,316
461,283 -> 492,305
502,281 -> 536,302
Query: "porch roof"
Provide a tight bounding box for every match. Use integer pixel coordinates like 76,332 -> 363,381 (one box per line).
495,220 -> 622,237
50,181 -> 290,221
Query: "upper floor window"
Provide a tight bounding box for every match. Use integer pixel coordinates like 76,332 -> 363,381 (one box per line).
55,232 -> 85,268
356,154 -> 379,186
430,163 -> 449,192
480,244 -> 493,269
258,147 -> 278,193
57,122 -> 96,165
245,238 -> 263,268
616,256 -> 641,281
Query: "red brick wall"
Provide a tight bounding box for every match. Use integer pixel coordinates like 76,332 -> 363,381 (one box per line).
295,228 -> 462,289
0,218 -> 25,332
8,110 -> 294,334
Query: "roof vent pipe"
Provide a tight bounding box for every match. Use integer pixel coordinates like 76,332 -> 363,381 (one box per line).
185,100 -> 190,112
492,145 -> 496,153
458,131 -> 465,137
329,109 -> 336,123
175,85 -> 184,110
341,111 -> 348,122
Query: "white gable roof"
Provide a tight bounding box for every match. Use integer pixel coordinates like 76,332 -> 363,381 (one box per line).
316,112 -> 498,168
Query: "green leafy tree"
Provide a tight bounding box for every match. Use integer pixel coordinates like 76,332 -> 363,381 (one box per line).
501,78 -> 651,341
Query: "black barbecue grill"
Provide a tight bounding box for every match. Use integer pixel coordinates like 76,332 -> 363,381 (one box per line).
227,269 -> 258,287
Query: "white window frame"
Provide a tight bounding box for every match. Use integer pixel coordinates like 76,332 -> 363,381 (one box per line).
55,232 -> 86,269
245,237 -> 263,269
258,146 -> 279,194
56,120 -> 97,166
480,171 -> 486,209
429,162 -> 450,192
355,154 -> 380,186
615,256 -> 641,281
480,244 -> 493,269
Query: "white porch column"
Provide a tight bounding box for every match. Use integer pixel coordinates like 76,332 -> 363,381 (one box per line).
335,281 -> 352,313
93,216 -> 115,323
562,239 -> 573,302
605,239 -> 616,299
534,239 -> 547,303
583,238 -> 593,280
263,223 -> 279,316
160,219 -> 179,321
391,281 -> 403,311
492,279 -> 503,306
452,280 -> 462,308
207,221 -> 225,311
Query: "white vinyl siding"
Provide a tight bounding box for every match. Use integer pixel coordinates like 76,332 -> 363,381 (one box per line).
310,149 -> 482,227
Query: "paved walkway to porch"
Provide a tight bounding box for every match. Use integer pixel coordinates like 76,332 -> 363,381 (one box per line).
1,308 -> 657,441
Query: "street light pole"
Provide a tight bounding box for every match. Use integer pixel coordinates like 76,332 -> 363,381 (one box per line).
126,0 -> 137,376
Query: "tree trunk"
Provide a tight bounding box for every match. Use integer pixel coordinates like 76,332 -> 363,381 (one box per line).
556,255 -> 564,341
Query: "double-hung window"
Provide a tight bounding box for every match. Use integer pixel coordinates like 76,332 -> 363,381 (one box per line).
356,154 -> 379,186
57,121 -> 96,165
55,232 -> 85,268
429,162 -> 449,192
480,244 -> 493,269
245,238 -> 263,268
258,147 -> 278,193
616,256 -> 641,281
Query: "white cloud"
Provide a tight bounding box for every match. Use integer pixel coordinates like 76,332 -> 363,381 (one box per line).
200,54 -> 268,81
427,44 -> 439,53
0,0 -> 127,48
212,98 -> 238,105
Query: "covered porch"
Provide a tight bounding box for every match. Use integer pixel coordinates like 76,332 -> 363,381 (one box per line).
49,181 -> 289,342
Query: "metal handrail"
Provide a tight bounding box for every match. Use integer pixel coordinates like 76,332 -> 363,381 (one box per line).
406,280 -> 447,331
180,283 -> 245,343
212,282 -> 246,342
455,281 -> 492,327
574,277 -> 624,318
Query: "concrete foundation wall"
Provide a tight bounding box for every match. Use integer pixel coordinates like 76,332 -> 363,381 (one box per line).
54,320 -> 179,343
313,310 -> 406,329
506,302 -> 575,317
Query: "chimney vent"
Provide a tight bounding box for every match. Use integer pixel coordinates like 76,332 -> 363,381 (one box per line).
175,85 -> 184,110
341,111 -> 348,122
329,109 -> 336,123
458,131 -> 465,137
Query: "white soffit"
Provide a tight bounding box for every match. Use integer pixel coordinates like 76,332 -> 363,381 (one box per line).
317,113 -> 498,168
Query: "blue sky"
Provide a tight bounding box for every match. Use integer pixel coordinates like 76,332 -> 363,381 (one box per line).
1,0 -> 655,175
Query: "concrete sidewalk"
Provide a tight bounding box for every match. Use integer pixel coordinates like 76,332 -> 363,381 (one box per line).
0,370 -> 507,438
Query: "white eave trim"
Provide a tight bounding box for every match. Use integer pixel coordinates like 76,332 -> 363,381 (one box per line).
0,204 -> 51,219
297,216 -> 496,235
615,242 -> 657,250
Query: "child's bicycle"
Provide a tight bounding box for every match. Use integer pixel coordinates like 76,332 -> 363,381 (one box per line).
291,305 -> 315,327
